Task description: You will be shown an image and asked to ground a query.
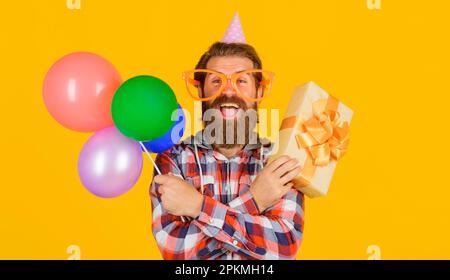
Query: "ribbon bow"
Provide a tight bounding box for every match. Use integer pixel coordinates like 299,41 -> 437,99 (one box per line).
294,99 -> 350,166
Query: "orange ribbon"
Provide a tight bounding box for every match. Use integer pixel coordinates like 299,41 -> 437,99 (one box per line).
280,96 -> 350,187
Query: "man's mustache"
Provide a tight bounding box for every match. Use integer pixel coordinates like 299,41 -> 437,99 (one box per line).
207,95 -> 248,110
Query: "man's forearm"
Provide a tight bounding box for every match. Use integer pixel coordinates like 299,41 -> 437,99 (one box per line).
192,191 -> 304,260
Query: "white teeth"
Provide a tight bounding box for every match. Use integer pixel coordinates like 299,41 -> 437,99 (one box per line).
220,103 -> 239,109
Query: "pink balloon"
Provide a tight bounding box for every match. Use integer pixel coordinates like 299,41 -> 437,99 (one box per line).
43,52 -> 122,132
78,127 -> 143,198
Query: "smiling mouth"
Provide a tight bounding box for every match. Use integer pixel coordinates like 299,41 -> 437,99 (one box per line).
219,102 -> 239,120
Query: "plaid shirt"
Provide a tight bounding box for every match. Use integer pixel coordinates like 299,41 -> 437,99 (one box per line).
150,131 -> 305,260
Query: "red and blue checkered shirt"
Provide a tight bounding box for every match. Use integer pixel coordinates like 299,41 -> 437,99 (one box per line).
150,131 -> 305,260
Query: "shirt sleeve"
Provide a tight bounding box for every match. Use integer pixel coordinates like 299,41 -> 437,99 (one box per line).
192,189 -> 305,260
150,150 -> 267,259
150,151 -> 215,260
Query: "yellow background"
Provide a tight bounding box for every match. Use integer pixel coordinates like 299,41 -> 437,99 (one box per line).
1,0 -> 449,259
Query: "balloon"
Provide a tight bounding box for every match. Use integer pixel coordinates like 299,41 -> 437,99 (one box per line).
111,75 -> 178,141
141,104 -> 185,153
43,52 -> 122,132
78,127 -> 142,198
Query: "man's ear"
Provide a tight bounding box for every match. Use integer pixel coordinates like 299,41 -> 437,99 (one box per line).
256,85 -> 264,99
197,83 -> 203,98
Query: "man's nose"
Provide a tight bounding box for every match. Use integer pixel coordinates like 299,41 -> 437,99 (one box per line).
221,79 -> 237,97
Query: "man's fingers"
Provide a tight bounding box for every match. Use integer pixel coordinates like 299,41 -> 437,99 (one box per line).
154,174 -> 180,185
157,185 -> 165,195
273,158 -> 299,178
284,182 -> 294,189
154,174 -> 170,185
266,155 -> 291,173
280,184 -> 293,198
280,165 -> 303,185
280,181 -> 295,195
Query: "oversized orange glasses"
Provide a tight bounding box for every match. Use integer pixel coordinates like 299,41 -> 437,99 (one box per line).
182,69 -> 275,102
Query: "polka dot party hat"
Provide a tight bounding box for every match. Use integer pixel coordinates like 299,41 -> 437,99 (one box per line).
221,12 -> 246,43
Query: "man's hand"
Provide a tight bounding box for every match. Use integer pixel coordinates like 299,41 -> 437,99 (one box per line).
250,155 -> 302,213
154,174 -> 204,218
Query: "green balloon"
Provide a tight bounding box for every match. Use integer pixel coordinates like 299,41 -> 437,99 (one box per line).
111,75 -> 178,141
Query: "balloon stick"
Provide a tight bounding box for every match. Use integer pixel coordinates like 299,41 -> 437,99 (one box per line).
139,141 -> 161,175
139,141 -> 186,222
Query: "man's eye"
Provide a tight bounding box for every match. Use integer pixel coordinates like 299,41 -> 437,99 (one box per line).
212,79 -> 221,84
238,79 -> 247,84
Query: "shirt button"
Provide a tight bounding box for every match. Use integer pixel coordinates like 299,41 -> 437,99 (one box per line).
232,240 -> 238,246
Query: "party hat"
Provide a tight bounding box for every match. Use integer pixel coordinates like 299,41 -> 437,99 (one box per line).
221,12 -> 246,43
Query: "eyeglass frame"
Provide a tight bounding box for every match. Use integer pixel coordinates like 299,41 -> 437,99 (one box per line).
182,69 -> 275,102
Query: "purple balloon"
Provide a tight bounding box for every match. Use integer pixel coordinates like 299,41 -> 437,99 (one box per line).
78,126 -> 143,198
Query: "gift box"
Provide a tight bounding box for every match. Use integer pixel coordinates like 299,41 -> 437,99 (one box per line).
269,81 -> 353,198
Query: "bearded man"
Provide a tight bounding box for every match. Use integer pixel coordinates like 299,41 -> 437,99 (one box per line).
150,42 -> 304,260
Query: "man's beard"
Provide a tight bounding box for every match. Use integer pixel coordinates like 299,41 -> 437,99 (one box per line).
202,95 -> 259,149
